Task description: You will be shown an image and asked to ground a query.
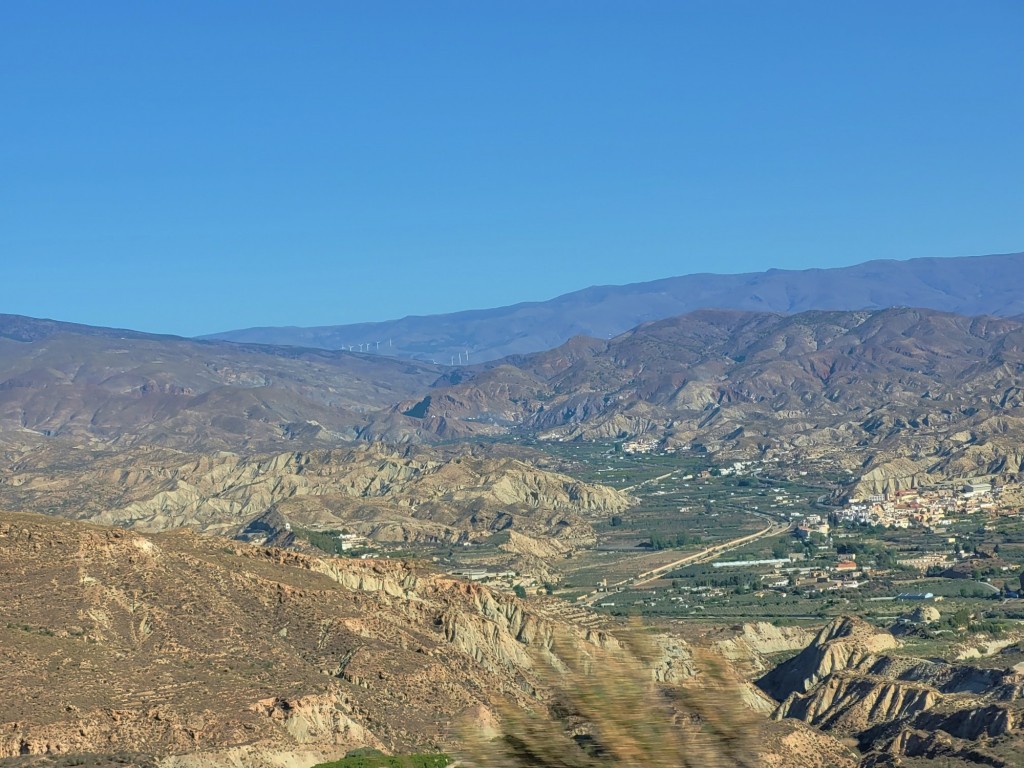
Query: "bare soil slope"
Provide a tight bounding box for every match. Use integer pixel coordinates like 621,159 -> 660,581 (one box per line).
0,512 -> 854,767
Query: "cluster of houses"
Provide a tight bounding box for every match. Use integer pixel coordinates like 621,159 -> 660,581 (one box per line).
762,555 -> 866,594
834,481 -> 1005,529
335,532 -> 369,551
795,513 -> 831,539
621,438 -> 661,455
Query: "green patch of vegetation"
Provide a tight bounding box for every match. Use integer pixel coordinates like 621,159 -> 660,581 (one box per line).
5,621 -> 55,636
312,751 -> 450,768
646,531 -> 703,550
293,527 -> 376,557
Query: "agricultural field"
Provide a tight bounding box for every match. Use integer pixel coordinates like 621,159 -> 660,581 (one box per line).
513,443 -> 1024,644
292,440 -> 1024,656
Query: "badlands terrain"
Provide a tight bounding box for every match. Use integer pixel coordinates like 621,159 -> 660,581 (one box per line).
367,308 -> 1024,495
6,307 -> 1024,497
4,303 -> 1024,766
1,512 -> 862,767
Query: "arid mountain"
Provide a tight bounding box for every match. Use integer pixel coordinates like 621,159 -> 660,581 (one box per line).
759,617 -> 1024,766
0,511 -> 590,765
0,512 -> 855,767
0,314 -> 444,451
369,308 -> 1024,492
0,441 -> 630,551
6,307 -> 1024,496
206,251 -> 1024,362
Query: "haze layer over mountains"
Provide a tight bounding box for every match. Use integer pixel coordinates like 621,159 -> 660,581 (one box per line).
206,251 -> 1024,362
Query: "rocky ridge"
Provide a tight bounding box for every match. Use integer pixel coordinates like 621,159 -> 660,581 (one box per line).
759,617 -> 1024,765
364,308 -> 1024,494
0,512 -> 854,767
0,441 -> 631,548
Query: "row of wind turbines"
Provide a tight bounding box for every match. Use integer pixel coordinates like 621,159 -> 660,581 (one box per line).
343,338 -> 472,366
345,339 -> 390,353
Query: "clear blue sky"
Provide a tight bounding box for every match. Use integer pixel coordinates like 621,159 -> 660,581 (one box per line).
2,2 -> 1022,336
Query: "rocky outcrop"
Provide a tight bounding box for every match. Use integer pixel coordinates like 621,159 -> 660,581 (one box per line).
761,615 -> 1024,764
249,693 -> 382,748
758,617 -> 900,700
758,719 -> 860,768
774,673 -> 938,730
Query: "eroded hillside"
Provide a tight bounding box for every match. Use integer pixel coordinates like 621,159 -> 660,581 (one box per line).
759,617 -> 1024,766
0,441 -> 630,549
368,309 -> 1024,493
0,513 -> 855,767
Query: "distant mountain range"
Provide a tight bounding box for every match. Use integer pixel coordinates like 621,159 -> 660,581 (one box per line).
5,305 -> 1024,495
205,251 -> 1024,362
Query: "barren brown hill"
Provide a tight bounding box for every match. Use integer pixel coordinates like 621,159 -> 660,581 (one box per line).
368,308 -> 1024,492
0,441 -> 631,553
0,314 -> 444,451
0,512 -> 855,767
